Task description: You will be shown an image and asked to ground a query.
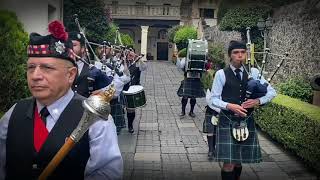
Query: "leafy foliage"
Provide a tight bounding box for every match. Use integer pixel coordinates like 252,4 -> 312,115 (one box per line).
219,4 -> 272,33
168,25 -> 182,43
178,48 -> 187,58
174,26 -> 197,51
276,77 -> 313,103
120,33 -> 134,48
201,69 -> 216,90
63,0 -> 111,43
217,0 -> 301,22
0,10 -> 30,112
104,23 -> 118,44
255,94 -> 320,172
208,43 -> 225,69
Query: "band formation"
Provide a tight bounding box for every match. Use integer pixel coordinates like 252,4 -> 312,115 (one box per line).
0,17 -> 278,180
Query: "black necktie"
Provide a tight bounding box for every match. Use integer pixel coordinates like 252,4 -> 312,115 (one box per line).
235,69 -> 242,81
40,107 -> 50,126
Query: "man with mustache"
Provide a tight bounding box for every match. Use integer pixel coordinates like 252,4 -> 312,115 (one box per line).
0,21 -> 123,180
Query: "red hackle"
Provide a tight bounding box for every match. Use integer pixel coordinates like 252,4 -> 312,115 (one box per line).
48,20 -> 68,41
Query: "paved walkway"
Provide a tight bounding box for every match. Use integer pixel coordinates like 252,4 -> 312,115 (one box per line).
118,61 -> 317,180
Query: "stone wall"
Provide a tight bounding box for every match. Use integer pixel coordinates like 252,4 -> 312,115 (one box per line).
266,0 -> 320,83
204,26 -> 242,47
204,26 -> 242,62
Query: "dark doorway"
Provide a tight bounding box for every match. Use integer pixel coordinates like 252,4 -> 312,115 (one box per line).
157,42 -> 168,60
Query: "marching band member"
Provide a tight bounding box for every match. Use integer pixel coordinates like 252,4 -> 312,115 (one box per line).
177,57 -> 206,117
70,32 -> 113,98
124,50 -> 147,133
210,40 -> 276,180
0,21 -> 123,180
93,48 -> 131,135
203,89 -> 220,160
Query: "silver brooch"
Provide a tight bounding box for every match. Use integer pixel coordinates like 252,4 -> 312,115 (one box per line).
55,41 -> 65,54
77,34 -> 81,39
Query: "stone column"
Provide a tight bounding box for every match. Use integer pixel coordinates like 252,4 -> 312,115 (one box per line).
140,25 -> 149,56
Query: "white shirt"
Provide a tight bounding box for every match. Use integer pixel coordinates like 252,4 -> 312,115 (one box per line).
0,89 -> 123,180
77,60 -> 85,75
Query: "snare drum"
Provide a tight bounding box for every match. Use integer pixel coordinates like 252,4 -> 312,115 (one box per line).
185,39 -> 208,72
123,85 -> 146,108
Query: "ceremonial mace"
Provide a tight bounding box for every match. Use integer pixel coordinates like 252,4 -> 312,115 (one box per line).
38,85 -> 116,180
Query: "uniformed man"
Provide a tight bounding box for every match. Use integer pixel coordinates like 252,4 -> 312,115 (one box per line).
177,57 -> 206,117
0,21 -> 123,180
123,51 -> 147,133
210,40 -> 276,180
70,32 -> 113,97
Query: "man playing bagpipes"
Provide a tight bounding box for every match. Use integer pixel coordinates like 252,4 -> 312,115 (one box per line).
93,45 -> 131,135
70,32 -> 113,98
210,40 -> 276,180
0,21 -> 123,180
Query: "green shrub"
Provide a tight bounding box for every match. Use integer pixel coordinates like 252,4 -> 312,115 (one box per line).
178,48 -> 187,58
168,25 -> 182,43
0,10 -> 30,112
208,43 -> 225,69
174,26 -> 197,51
201,69 -> 216,90
104,23 -> 118,44
63,0 -> 111,43
220,5 -> 271,31
120,33 -> 134,48
255,94 -> 320,172
276,77 -> 313,103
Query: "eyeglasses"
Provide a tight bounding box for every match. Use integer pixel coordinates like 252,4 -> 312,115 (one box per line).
26,63 -> 73,73
232,50 -> 246,54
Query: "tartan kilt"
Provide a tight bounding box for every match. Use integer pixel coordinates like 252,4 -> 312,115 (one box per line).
110,95 -> 126,130
202,106 -> 218,134
215,112 -> 262,164
177,78 -> 205,98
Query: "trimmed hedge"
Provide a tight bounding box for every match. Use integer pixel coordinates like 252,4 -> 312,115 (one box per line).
255,94 -> 320,172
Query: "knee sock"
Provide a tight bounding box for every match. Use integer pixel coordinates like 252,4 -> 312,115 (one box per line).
221,170 -> 235,180
181,97 -> 188,114
127,112 -> 136,128
234,165 -> 242,180
190,98 -> 196,113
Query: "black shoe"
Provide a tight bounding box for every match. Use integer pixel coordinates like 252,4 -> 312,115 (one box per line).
179,112 -> 186,117
189,112 -> 196,118
128,127 -> 134,133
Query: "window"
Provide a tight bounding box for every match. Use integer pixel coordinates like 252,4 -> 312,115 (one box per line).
163,4 -> 170,15
158,29 -> 168,39
199,8 -> 215,18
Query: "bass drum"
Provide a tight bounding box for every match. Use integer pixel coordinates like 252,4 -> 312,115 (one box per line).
123,85 -> 146,109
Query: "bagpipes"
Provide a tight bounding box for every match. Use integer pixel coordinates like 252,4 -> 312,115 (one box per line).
73,14 -> 144,91
243,27 -> 288,99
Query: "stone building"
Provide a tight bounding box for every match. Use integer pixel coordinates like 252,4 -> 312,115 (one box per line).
105,0 -> 219,60
0,0 -> 63,35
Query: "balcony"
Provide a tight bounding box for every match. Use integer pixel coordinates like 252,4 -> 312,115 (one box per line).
109,5 -> 180,20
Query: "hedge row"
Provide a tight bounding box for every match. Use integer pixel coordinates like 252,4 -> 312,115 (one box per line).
254,94 -> 320,172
